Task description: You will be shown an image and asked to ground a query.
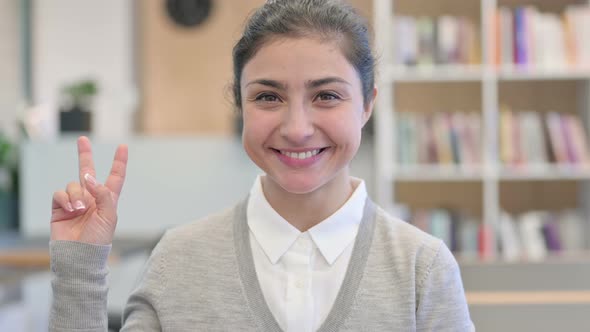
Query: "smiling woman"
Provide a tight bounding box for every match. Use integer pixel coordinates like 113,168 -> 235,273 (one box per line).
241,38 -> 372,213
48,1 -> 474,331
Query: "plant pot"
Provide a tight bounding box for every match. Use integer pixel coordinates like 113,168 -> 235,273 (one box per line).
0,191 -> 18,231
60,105 -> 92,133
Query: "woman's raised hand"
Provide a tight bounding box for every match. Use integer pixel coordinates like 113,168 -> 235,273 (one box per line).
50,136 -> 128,245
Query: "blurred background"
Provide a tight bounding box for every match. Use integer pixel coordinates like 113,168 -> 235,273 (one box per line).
1,0 -> 590,331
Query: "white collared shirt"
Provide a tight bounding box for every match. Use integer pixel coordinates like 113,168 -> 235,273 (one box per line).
247,175 -> 367,332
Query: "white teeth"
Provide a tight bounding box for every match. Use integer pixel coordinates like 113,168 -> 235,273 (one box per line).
280,149 -> 321,159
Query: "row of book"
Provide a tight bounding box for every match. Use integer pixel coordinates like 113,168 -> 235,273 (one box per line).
494,5 -> 590,69
500,109 -> 590,166
498,210 -> 587,261
394,15 -> 480,67
397,206 -> 587,261
400,207 -> 481,256
396,111 -> 482,166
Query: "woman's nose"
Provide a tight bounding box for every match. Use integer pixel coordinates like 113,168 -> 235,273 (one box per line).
280,103 -> 314,144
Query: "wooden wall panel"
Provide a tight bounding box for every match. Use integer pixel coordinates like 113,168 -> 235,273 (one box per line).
394,0 -> 480,21
395,82 -> 482,113
139,0 -> 265,135
396,182 -> 484,219
138,0 -> 373,135
500,181 -> 579,214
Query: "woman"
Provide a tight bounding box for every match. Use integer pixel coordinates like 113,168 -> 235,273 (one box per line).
49,0 -> 474,331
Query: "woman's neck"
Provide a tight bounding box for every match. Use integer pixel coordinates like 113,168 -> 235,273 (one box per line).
261,170 -> 354,232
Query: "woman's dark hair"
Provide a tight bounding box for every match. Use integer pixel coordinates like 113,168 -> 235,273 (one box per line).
232,0 -> 376,111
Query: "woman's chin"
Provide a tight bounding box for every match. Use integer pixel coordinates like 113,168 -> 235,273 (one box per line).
270,175 -> 324,195
279,181 -> 320,195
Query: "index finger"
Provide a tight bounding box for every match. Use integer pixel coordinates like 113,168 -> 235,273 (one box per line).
77,136 -> 96,185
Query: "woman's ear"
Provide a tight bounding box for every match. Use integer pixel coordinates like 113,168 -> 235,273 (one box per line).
361,86 -> 378,127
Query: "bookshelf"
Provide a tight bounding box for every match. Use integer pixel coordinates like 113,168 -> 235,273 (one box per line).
372,0 -> 590,262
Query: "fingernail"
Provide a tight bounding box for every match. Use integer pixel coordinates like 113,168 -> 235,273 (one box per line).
74,200 -> 86,210
66,202 -> 74,212
84,173 -> 97,187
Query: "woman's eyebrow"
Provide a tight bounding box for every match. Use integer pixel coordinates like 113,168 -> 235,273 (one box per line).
306,77 -> 351,88
245,79 -> 286,90
245,77 -> 351,90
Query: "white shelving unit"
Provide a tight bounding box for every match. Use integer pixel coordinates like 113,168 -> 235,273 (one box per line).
372,0 -> 590,259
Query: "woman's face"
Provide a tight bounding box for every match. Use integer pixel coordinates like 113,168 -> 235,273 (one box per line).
241,37 -> 375,195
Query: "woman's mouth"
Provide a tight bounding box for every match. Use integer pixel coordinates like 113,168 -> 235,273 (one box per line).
271,147 -> 329,167
277,148 -> 327,159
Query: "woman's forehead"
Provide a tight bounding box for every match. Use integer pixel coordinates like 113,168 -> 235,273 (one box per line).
241,37 -> 359,86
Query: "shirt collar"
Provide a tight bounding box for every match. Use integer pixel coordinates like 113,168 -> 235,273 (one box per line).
247,175 -> 367,265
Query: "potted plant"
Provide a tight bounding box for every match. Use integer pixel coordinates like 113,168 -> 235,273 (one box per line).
0,132 -> 18,230
59,79 -> 98,133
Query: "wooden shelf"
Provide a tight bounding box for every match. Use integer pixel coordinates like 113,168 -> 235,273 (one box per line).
386,64 -> 484,83
500,164 -> 590,181
393,164 -> 485,181
384,65 -> 590,82
457,250 -> 590,266
466,290 -> 590,305
374,0 -> 590,265
497,67 -> 590,81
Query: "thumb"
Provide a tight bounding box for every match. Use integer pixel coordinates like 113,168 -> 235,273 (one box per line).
84,173 -> 116,219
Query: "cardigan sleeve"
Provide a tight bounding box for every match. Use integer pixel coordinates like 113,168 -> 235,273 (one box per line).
49,240 -> 112,332
120,233 -> 168,331
415,241 -> 475,332
49,238 -> 166,332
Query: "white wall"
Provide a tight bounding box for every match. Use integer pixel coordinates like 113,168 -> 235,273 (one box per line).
20,137 -> 374,238
21,137 -> 262,238
0,0 -> 22,139
32,0 -> 136,139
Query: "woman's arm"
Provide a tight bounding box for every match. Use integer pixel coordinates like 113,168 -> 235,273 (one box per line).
49,239 -> 165,331
415,241 -> 475,332
120,234 -> 168,331
48,137 -> 136,331
49,241 -> 111,331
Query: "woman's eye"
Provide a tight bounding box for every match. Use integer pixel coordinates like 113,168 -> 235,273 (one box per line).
317,92 -> 340,101
255,93 -> 280,102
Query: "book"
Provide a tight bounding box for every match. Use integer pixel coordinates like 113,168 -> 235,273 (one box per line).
395,16 -> 418,66
495,5 -> 590,69
546,112 -> 569,164
424,114 -> 439,163
500,108 -> 515,164
518,211 -> 548,261
412,209 -> 430,234
465,112 -> 482,164
395,111 -> 483,166
478,223 -> 496,260
437,15 -> 458,64
433,112 -> 453,164
448,112 -> 462,164
514,7 -> 529,66
558,210 -> 586,252
560,113 -> 579,163
499,212 -> 522,261
393,15 -> 479,67
396,112 -> 414,165
430,209 -> 453,248
564,114 -> 590,165
541,216 -> 562,252
457,218 -> 479,258
417,17 -> 436,66
498,7 -> 514,67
